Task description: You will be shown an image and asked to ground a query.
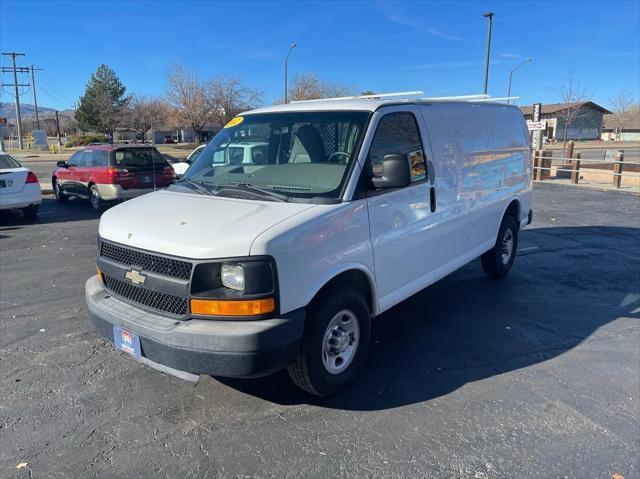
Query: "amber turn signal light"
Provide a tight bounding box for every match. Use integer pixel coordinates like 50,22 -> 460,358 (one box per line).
190,298 -> 275,316
96,266 -> 103,283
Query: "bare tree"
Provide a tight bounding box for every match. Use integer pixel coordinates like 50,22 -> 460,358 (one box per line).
165,64 -> 215,141
208,75 -> 262,124
557,69 -> 592,148
608,88 -> 637,140
278,73 -> 355,103
122,95 -> 168,142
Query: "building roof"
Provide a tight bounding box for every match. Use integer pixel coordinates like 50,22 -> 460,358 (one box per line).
520,101 -> 612,116
603,112 -> 640,131
243,98 -> 522,115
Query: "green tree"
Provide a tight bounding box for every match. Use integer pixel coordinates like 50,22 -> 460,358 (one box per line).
75,64 -> 129,135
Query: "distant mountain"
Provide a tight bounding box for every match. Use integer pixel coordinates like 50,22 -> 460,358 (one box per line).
0,102 -> 62,119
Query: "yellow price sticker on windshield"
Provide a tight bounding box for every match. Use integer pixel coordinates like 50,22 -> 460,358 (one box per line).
224,116 -> 244,128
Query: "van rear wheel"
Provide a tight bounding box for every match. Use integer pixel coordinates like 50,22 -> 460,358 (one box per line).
481,215 -> 518,278
288,288 -> 370,396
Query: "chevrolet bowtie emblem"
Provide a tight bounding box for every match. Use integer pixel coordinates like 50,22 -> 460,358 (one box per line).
125,269 -> 146,286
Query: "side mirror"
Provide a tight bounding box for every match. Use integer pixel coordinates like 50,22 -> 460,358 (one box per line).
56,161 -> 68,168
372,154 -> 411,189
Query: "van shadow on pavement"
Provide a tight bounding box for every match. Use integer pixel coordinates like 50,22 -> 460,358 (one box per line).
219,225 -> 640,410
0,197 -> 103,230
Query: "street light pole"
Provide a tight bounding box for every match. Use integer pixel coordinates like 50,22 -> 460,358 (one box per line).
284,43 -> 296,104
507,58 -> 532,103
482,12 -> 494,95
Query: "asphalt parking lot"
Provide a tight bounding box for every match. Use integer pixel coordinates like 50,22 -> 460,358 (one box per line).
1,184 -> 639,479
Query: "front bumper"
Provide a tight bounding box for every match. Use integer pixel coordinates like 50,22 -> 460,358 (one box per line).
85,275 -> 304,378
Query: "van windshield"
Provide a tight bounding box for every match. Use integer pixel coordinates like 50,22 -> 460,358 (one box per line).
181,111 -> 369,201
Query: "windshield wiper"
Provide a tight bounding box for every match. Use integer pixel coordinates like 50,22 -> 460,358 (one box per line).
226,183 -> 290,202
176,178 -> 218,196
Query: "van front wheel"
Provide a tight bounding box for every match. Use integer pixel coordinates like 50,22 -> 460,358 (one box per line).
482,215 -> 518,278
288,288 -> 370,396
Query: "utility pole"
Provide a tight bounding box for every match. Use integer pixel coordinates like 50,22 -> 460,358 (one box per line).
30,65 -> 44,130
1,52 -> 28,149
482,12 -> 494,95
55,111 -> 62,152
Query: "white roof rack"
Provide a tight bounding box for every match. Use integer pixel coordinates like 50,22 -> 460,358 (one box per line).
420,94 -> 489,101
287,91 -> 520,105
290,91 -> 423,104
471,96 -> 520,102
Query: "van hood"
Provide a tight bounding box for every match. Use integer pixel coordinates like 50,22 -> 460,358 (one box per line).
98,189 -> 316,258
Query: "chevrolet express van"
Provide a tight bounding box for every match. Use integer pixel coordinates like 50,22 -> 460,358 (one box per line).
86,97 -> 533,396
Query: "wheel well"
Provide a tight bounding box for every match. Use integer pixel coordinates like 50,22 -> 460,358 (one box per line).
505,199 -> 520,222
313,269 -> 374,315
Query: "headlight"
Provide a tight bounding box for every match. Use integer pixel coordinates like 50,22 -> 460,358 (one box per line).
221,264 -> 244,291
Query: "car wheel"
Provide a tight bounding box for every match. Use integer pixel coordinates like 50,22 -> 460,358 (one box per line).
89,185 -> 104,212
22,204 -> 39,218
481,214 -> 518,278
53,179 -> 67,203
287,287 -> 370,396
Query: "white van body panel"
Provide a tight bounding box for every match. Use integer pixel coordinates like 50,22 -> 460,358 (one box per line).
250,201 -> 377,315
96,99 -> 531,318
98,189 -> 315,259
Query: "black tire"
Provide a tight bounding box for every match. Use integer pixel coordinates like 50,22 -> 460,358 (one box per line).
89,185 -> 104,212
53,179 -> 67,203
22,204 -> 39,218
481,214 -> 518,278
287,287 -> 370,396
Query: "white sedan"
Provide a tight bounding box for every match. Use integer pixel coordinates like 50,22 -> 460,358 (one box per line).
170,145 -> 205,178
0,153 -> 42,218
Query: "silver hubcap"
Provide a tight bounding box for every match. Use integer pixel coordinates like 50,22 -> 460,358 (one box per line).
322,309 -> 360,375
91,190 -> 100,209
501,228 -> 514,264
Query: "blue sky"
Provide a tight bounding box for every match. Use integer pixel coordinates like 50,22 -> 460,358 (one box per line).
1,0 -> 638,111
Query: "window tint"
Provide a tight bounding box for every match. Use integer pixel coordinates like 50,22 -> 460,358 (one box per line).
77,151 -> 91,167
67,151 -> 82,166
0,154 -> 21,169
368,112 -> 426,182
89,150 -> 110,166
113,148 -> 168,170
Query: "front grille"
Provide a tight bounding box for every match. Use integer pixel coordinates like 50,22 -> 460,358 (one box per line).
103,274 -> 188,316
101,241 -> 192,280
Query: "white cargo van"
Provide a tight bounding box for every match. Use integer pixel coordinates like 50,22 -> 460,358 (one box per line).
86,96 -> 532,396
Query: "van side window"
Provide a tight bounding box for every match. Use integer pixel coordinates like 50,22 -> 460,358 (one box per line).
368,113 -> 426,182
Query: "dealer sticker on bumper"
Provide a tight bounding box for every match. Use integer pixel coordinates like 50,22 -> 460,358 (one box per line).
113,326 -> 142,359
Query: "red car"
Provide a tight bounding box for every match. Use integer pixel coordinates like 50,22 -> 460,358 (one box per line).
52,144 -> 176,211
